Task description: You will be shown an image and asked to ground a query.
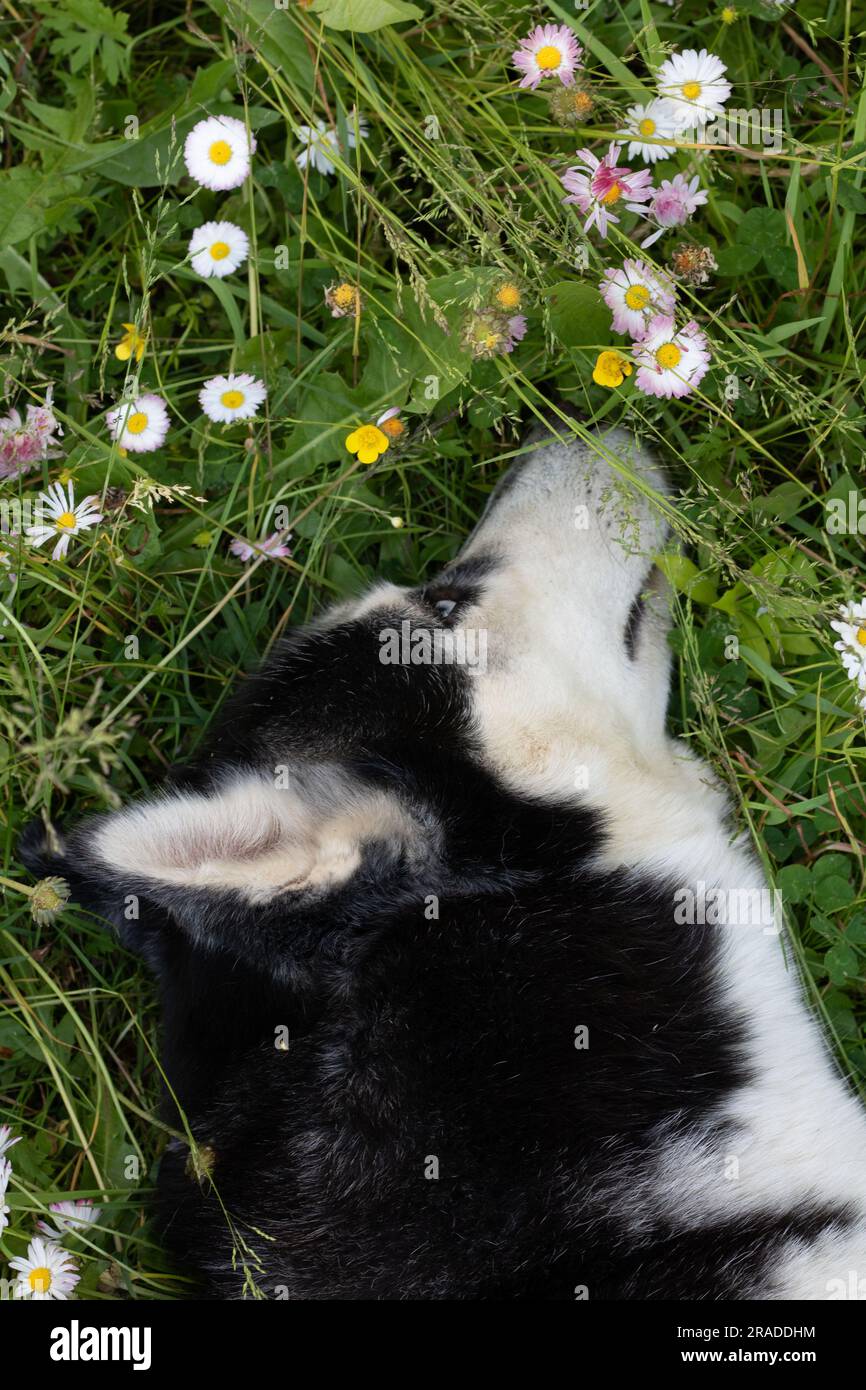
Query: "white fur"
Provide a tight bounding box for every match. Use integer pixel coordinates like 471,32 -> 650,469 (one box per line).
456,425 -> 866,1296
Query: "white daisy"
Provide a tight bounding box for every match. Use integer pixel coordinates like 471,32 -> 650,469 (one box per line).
189,220 -> 249,279
631,314 -> 711,400
656,49 -> 732,129
617,100 -> 679,163
9,1235 -> 80,1300
295,114 -> 368,178
830,601 -> 866,693
0,1157 -> 12,1237
511,23 -> 583,90
199,372 -> 267,424
599,258 -> 677,339
0,1125 -> 20,1159
184,115 -> 256,191
26,481 -> 103,561
105,394 -> 170,454
38,1199 -> 103,1242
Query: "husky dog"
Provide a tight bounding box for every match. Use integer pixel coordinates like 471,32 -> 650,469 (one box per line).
23,425 -> 866,1300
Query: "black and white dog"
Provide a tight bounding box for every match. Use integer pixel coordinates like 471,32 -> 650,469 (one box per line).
24,424 -> 866,1299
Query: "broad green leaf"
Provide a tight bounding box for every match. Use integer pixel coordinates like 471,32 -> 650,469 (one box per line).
814,875 -> 856,913
813,853 -> 853,883
656,553 -> 718,605
310,0 -> 422,32
546,282 -> 611,350
824,941 -> 860,986
777,863 -> 812,904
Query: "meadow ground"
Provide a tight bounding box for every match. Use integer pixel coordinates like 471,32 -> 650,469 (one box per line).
0,0 -> 864,1298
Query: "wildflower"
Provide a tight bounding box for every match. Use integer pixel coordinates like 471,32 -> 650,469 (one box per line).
617,100 -> 679,164
642,174 -> 709,248
512,24 -> 582,90
493,281 -> 522,312
345,422 -> 390,465
389,516 -> 404,529
0,1156 -> 11,1237
106,394 -> 170,454
462,308 -> 508,358
0,1126 -> 20,1159
114,323 -> 146,363
592,351 -> 633,388
561,143 -> 654,239
39,1200 -> 103,1242
229,531 -> 292,562
600,258 -> 676,339
721,7 -> 738,23
376,407 -> 406,442
325,282 -> 362,318
29,876 -> 71,926
189,221 -> 249,279
9,1235 -> 80,1300
295,113 -> 368,178
830,601 -> 866,696
184,115 -> 256,191
549,83 -> 595,127
0,389 -> 64,481
670,243 -> 718,286
26,482 -> 103,561
199,373 -> 267,424
632,315 -> 711,399
502,314 -> 527,353
655,49 -> 731,130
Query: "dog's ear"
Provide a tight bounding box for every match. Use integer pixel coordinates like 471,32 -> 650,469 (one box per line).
80,768 -> 426,906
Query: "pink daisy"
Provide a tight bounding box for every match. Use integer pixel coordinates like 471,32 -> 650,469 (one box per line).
502,315 -> 528,353
512,24 -> 582,90
600,259 -> 676,340
642,174 -> 708,248
632,315 -> 711,399
561,143 -> 654,239
230,530 -> 292,562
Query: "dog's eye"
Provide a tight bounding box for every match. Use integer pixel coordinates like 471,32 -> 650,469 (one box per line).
423,587 -> 462,622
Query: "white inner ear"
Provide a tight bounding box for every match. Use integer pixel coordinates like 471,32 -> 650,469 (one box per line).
92,771 -> 420,903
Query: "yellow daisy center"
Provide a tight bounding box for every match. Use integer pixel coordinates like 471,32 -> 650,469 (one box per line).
536,45 -> 562,71
126,411 -> 148,434
638,118 -> 656,137
29,1266 -> 52,1293
210,241 -> 230,261
857,628 -> 866,647
624,284 -> 651,311
656,343 -> 682,370
333,283 -> 357,307
600,183 -> 621,206
682,81 -> 702,100
495,284 -> 521,310
55,512 -> 77,530
208,139 -> 232,165
221,390 -> 245,410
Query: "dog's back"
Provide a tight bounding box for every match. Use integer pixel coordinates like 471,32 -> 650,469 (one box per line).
25,427 -> 866,1299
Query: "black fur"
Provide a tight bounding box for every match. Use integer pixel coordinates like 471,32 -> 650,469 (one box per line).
19,570 -> 850,1300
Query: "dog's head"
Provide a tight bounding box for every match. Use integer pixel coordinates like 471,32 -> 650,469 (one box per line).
24,424 -> 673,961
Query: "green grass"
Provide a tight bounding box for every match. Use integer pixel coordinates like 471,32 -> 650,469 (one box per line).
1,0 -> 865,1298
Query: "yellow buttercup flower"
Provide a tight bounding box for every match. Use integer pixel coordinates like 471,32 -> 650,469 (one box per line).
721,7 -> 738,23
345,423 -> 390,465
115,323 -> 146,363
592,350 -> 632,388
